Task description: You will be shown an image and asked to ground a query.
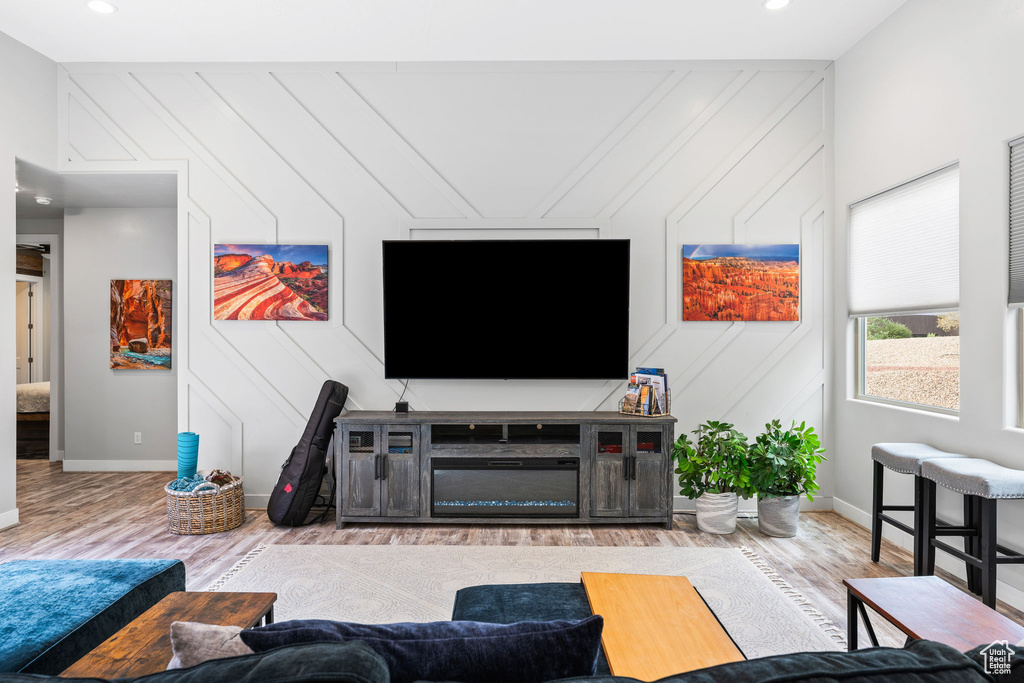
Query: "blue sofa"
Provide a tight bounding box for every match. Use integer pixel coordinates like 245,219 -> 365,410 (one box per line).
0,559 -> 185,675
0,639 -> 1013,682
0,571 -> 1015,682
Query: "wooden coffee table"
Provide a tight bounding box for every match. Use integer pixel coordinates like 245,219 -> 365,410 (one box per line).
61,591 -> 276,679
581,572 -> 744,681
844,576 -> 1024,651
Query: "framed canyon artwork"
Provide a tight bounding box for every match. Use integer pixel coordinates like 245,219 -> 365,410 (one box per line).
682,244 -> 800,321
110,279 -> 172,369
213,244 -> 328,321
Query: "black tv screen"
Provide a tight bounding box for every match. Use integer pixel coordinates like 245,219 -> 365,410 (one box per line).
383,239 -> 629,379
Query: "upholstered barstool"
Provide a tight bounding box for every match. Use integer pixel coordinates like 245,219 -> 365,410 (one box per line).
870,443 -> 967,575
921,458 -> 1024,608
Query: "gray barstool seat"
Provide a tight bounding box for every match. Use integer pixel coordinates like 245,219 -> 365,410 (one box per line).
872,443 -> 967,474
921,457 -> 1024,608
869,443 -> 967,575
921,458 -> 1024,499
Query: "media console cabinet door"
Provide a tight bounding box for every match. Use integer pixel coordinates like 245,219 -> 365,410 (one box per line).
592,425 -> 670,518
382,426 -> 420,517
341,425 -> 381,516
592,426 -> 629,517
630,426 -> 670,517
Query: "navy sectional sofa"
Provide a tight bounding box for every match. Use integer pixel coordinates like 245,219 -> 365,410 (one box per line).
0,639 -> 1016,683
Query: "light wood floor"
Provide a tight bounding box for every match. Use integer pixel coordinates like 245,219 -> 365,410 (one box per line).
4,460 -> 1022,649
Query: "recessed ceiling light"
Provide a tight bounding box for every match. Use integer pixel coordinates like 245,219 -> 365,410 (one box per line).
87,1 -> 118,14
34,196 -> 52,205
763,0 -> 791,9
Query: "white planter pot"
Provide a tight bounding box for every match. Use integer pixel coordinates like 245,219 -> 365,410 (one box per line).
757,495 -> 800,537
695,492 -> 738,534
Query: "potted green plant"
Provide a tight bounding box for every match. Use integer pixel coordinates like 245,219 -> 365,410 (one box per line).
672,421 -> 751,534
747,419 -> 826,537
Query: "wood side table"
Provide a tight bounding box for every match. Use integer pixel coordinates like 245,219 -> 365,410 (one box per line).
844,576 -> 1024,651
581,572 -> 744,681
61,591 -> 276,679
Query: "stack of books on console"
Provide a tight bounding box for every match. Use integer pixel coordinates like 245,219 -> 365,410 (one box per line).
619,367 -> 670,416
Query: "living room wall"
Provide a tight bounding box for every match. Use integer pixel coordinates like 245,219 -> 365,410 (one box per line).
63,208 -> 177,469
833,0 -> 1024,606
0,32 -> 57,530
60,61 -> 833,507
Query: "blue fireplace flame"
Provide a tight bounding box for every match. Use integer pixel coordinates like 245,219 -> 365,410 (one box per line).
435,500 -> 575,507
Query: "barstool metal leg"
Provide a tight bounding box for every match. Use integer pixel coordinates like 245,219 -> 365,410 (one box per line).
871,461 -> 884,563
964,495 -> 980,594
913,475 -> 925,576
923,478 -> 937,575
981,498 -> 997,608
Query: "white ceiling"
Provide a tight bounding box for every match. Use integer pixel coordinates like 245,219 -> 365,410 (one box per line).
0,0 -> 906,63
15,160 -> 177,219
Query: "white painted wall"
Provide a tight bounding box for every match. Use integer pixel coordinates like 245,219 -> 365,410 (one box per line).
0,32 -> 57,529
17,218 -> 63,235
62,61 -> 832,507
834,0 -> 1024,604
63,208 -> 177,469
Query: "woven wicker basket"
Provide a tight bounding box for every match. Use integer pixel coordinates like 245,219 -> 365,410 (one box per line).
165,477 -> 245,535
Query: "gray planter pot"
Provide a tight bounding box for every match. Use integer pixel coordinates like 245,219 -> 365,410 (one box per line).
757,495 -> 800,537
695,492 -> 738,534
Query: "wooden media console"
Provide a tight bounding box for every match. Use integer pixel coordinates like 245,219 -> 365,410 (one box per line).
334,411 -> 676,528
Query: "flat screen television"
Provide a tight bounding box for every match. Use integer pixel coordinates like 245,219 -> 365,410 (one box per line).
383,239 -> 630,379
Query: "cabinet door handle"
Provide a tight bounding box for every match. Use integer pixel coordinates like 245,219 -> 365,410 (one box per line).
381,454 -> 388,480
623,455 -> 630,480
631,455 -> 637,480
374,454 -> 380,480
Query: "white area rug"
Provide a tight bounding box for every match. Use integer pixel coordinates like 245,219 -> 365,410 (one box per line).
208,544 -> 845,659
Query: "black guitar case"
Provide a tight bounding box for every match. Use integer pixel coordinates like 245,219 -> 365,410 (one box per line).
267,380 -> 349,526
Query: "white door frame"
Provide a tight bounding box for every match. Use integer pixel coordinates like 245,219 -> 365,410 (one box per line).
16,233 -> 61,462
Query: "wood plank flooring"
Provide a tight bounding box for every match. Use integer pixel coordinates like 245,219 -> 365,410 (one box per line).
3,460 -> 1022,650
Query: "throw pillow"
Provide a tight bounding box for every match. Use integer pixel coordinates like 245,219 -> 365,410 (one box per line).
239,616 -> 604,683
15,642 -> 391,683
167,621 -> 253,669
158,641 -> 390,683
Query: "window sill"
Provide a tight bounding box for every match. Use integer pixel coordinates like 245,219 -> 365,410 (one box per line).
849,395 -> 960,419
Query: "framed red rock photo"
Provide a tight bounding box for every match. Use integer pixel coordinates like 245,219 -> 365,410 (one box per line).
213,244 -> 328,321
110,279 -> 172,369
682,244 -> 799,321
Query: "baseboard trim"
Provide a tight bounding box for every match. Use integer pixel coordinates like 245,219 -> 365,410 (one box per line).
832,496 -> 1024,612
62,460 -> 176,472
50,449 -> 64,463
245,494 -> 270,509
0,508 -> 20,530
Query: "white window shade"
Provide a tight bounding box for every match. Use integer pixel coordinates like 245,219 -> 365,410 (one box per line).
848,165 -> 959,317
1009,140 -> 1024,305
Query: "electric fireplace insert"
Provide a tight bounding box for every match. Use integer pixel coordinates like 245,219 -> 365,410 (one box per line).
431,457 -> 579,517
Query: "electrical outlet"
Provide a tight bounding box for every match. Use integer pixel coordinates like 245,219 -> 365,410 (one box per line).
134,432 -> 142,445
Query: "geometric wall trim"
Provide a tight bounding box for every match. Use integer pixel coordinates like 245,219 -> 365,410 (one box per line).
61,60 -> 833,505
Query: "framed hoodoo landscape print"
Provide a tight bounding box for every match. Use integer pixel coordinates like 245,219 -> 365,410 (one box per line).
213,244 -> 328,321
682,244 -> 800,321
110,279 -> 172,369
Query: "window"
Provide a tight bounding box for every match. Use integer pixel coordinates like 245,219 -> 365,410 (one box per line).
1010,138 -> 1024,424
849,165 -> 960,413
858,313 -> 959,412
